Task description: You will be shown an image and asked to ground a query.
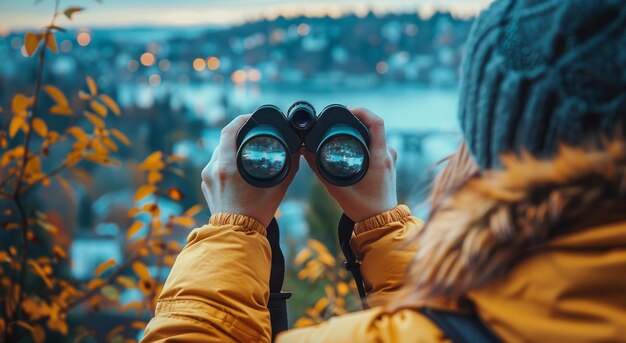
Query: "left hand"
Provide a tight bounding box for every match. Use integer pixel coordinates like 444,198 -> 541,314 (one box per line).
201,115 -> 300,228
304,108 -> 398,222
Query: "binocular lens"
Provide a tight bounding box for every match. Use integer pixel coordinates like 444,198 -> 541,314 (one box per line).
318,136 -> 366,179
291,109 -> 313,129
240,136 -> 287,180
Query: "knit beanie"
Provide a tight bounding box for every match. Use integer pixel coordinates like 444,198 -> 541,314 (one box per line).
458,0 -> 626,169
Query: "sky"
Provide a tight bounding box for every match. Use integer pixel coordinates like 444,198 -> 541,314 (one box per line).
0,0 -> 493,31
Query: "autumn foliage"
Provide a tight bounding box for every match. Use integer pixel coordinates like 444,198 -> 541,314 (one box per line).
0,2 -> 201,342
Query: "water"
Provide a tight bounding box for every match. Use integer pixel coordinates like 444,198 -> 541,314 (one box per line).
228,84 -> 460,131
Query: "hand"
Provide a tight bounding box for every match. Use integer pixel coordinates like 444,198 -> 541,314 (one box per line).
304,108 -> 398,222
201,115 -> 300,228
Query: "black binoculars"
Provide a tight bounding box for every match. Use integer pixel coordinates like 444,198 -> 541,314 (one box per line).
236,101 -> 371,187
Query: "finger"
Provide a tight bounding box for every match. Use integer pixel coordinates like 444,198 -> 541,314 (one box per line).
388,146 -> 398,164
218,114 -> 252,163
201,148 -> 219,182
280,155 -> 301,189
200,181 -> 211,208
349,108 -> 387,153
303,150 -> 320,176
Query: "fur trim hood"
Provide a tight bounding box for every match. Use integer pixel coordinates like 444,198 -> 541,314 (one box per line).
406,141 -> 626,302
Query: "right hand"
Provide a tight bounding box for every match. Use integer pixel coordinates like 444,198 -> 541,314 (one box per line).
304,108 -> 398,222
201,115 -> 300,228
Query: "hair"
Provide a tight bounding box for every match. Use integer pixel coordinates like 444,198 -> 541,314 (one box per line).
428,142 -> 480,212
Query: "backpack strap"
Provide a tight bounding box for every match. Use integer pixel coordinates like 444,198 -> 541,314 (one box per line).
266,218 -> 292,341
337,214 -> 369,309
419,308 -> 502,343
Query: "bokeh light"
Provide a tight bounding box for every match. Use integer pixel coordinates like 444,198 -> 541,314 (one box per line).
207,56 -> 221,71
60,40 -> 73,52
159,59 -> 171,72
192,58 -> 206,71
297,23 -> 310,36
231,69 -> 247,84
140,52 -> 156,67
149,74 -> 161,86
376,61 -> 388,74
127,60 -> 139,72
248,69 -> 261,82
77,32 -> 91,46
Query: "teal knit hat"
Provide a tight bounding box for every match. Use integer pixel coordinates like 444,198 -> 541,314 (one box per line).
459,0 -> 626,169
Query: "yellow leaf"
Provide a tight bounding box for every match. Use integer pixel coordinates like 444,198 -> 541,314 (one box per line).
78,90 -> 91,100
43,85 -> 68,106
101,285 -> 119,301
87,278 -> 104,290
166,154 -> 186,163
119,301 -> 142,313
127,221 -> 143,239
17,322 -> 46,343
164,255 -> 175,266
314,298 -> 329,312
45,32 -> 58,53
293,317 -> 315,328
56,175 -> 72,195
132,261 -> 150,280
49,104 -> 73,115
32,118 -> 48,137
89,100 -> 107,117
86,76 -> 98,96
94,258 -> 116,276
24,32 -> 41,57
134,184 -> 156,202
102,137 -> 118,152
337,282 -> 350,296
99,94 -> 121,116
147,171 -> 162,184
140,151 -> 164,170
324,284 -> 335,298
38,219 -> 59,234
85,111 -> 104,128
183,204 -> 203,217
171,216 -> 194,227
307,239 -> 328,254
63,6 -> 83,20
116,276 -> 136,288
53,245 -> 67,259
47,315 -> 68,335
28,260 -> 53,289
131,321 -> 145,330
167,188 -> 184,201
9,117 -> 23,138
294,248 -> 311,265
12,93 -> 33,114
111,129 -> 130,146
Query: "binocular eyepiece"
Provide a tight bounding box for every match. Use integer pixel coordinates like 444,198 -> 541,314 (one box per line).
236,101 -> 370,187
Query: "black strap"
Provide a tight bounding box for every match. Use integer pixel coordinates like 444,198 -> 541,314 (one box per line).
419,308 -> 502,343
266,218 -> 292,341
337,214 -> 369,309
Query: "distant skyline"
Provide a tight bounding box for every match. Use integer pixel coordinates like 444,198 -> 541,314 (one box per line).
0,0 -> 493,31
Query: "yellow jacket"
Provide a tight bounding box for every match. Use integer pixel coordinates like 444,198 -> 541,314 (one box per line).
141,207 -> 626,342
143,145 -> 626,342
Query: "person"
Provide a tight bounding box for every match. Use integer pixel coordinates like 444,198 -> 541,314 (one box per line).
142,0 -> 626,341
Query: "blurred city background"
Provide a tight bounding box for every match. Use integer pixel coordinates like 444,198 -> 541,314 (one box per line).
0,0 -> 491,341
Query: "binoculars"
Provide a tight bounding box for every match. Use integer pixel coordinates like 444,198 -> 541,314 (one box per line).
236,101 -> 371,187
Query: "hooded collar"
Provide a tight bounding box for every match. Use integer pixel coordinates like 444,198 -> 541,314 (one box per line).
405,141 -> 626,302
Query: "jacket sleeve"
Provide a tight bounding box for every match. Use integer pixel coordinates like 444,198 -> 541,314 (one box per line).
141,213 -> 272,343
276,205 -> 438,342
351,205 -> 423,304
